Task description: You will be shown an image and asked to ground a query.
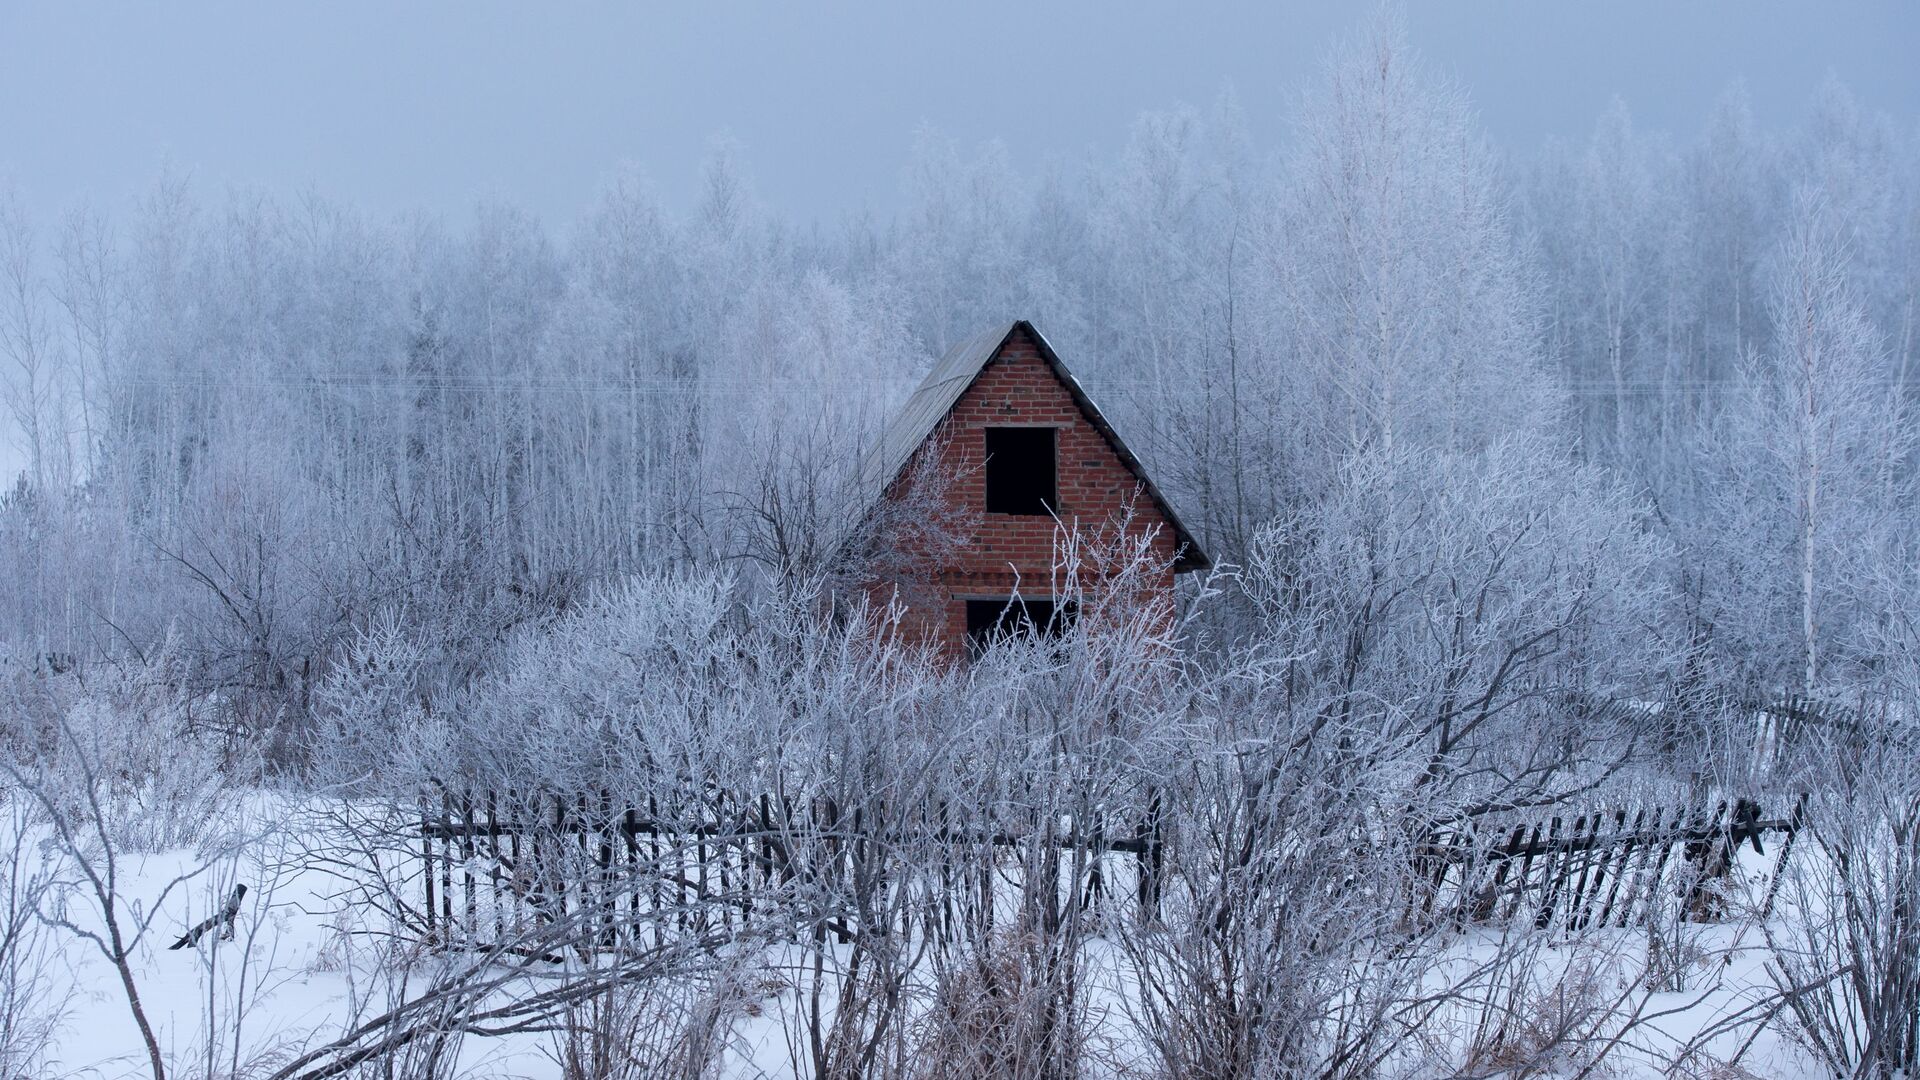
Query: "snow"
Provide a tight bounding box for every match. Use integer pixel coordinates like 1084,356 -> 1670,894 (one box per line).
24,796 -> 1829,1078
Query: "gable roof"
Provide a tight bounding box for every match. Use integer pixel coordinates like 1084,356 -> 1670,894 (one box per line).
861,320 -> 1211,573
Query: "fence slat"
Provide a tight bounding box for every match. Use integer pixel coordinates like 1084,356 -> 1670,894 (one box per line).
420,796 -> 436,941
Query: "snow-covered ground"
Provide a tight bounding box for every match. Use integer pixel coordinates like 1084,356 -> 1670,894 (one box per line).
21,796 -> 1829,1080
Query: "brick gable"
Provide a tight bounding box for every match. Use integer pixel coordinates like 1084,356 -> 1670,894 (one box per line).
870,324 -> 1194,660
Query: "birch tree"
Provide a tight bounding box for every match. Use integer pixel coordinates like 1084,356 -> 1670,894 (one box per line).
1705,191 -> 1913,696
1269,13 -> 1558,500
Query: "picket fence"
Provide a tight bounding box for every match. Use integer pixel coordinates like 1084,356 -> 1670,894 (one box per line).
1413,795 -> 1807,931
412,787 -> 1804,952
414,787 -> 1164,951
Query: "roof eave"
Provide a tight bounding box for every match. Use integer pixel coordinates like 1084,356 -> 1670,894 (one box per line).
1013,321 -> 1213,575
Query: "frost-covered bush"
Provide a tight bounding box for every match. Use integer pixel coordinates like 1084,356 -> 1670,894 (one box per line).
1764,724 -> 1920,1079
57,656 -> 239,853
307,612 -> 435,792
1245,437 -> 1673,818
0,800 -> 63,1080
911,928 -> 1096,1080
1450,941 -> 1639,1079
543,971 -> 733,1080
0,641 -> 241,853
1117,666 -> 1440,1080
0,646 -> 57,766
342,570 -> 798,797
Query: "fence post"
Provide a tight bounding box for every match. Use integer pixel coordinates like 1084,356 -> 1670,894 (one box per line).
487,791 -> 503,944
553,794 -> 568,926
649,794 -> 664,949
1534,816 -> 1566,929
597,789 -> 615,947
1086,809 -> 1105,916
460,790 -> 477,942
439,792 -> 455,935
420,795 -> 436,942
1136,788 -> 1163,920
1682,801 -> 1731,921
624,804 -> 640,945
508,788 -> 526,931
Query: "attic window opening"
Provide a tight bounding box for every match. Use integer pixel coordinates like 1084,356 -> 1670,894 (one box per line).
984,427 -> 1057,515
965,597 -> 1077,658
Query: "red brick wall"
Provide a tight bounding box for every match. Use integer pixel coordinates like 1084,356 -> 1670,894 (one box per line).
874,326 -> 1180,661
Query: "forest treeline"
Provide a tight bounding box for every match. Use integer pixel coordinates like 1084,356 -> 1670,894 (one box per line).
0,21 -> 1914,744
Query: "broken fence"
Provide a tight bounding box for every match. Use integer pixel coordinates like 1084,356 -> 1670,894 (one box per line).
1413,795 -> 1807,931
414,788 -> 1806,952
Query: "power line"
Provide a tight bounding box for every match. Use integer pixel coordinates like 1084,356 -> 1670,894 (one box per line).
95,372 -> 1917,399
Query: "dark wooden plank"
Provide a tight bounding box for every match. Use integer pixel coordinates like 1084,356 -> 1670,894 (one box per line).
1564,813 -> 1605,929
420,795 -> 436,941
460,791 -> 477,943
1534,816 -> 1568,929
629,801 -> 641,948
439,792 -> 455,931
487,792 -> 503,944
1594,808 -> 1644,927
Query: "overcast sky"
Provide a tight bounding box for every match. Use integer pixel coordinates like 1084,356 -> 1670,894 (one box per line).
2,2 -> 1917,232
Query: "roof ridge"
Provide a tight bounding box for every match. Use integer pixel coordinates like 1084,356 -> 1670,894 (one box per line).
859,320 -> 1211,573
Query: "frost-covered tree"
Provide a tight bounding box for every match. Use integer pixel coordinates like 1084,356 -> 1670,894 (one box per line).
1700,192 -> 1914,696
1267,15 -> 1559,499
0,15 -> 1912,776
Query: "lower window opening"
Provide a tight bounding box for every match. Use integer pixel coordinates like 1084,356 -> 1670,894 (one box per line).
965,597 -> 1077,658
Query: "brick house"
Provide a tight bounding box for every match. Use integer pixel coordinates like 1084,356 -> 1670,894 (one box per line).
858,320 -> 1209,660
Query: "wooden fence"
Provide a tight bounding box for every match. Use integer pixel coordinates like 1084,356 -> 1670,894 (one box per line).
1756,695 -> 1873,765
415,787 -> 1163,951
1413,794 -> 1807,931
413,788 -> 1805,952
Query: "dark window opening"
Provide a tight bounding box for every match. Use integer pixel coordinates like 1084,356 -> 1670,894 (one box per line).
965,597 -> 1077,658
984,427 -> 1057,515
